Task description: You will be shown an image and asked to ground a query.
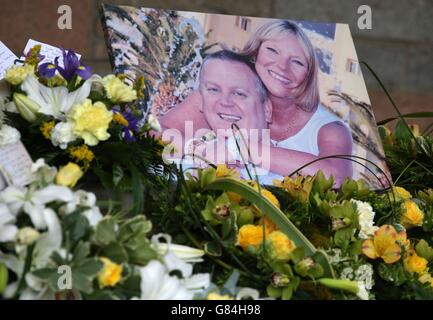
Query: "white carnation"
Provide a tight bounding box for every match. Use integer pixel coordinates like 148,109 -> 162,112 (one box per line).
0,125 -> 21,145
351,199 -> 379,239
51,122 -> 76,149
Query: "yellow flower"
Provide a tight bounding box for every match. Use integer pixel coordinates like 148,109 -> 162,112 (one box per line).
362,225 -> 406,264
216,164 -> 240,179
68,145 -> 95,171
97,257 -> 123,289
237,224 -> 265,251
401,200 -> 424,229
265,231 -> 296,262
68,99 -> 113,146
273,175 -> 314,203
207,292 -> 234,300
40,120 -> 55,140
56,162 -> 83,188
404,250 -> 428,274
248,181 -> 280,208
5,64 -> 34,85
113,113 -> 129,126
261,216 -> 278,234
102,75 -> 137,103
393,186 -> 412,201
418,273 -> 433,288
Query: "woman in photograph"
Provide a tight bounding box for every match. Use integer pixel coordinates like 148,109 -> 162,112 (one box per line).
159,19 -> 353,186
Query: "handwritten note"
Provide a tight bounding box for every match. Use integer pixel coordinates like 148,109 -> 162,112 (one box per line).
0,41 -> 19,80
0,141 -> 33,190
22,39 -> 81,68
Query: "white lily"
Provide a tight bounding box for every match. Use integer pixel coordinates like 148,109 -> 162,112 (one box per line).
31,159 -> 57,186
135,260 -> 193,300
20,74 -> 101,120
151,233 -> 205,263
0,203 -> 18,242
0,184 -> 73,229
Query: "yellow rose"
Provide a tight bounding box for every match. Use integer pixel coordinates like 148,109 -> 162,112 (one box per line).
102,75 -> 137,103
68,99 -> 113,146
401,200 -> 424,229
5,64 -> 34,85
97,257 -> 123,289
404,251 -> 428,274
56,162 -> 83,188
237,224 -> 265,251
265,231 -> 296,262
207,292 -> 234,300
393,186 -> 412,201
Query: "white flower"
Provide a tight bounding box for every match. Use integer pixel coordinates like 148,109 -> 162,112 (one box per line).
354,264 -> 374,290
0,124 -> 21,145
31,159 -> 57,185
51,122 -> 76,149
135,260 -> 193,300
20,74 -> 101,120
351,199 -> 379,239
356,281 -> 369,300
151,233 -> 205,263
60,190 -> 102,227
340,267 -> 355,280
16,227 -> 40,245
0,184 -> 73,229
0,203 -> 18,242
182,273 -> 211,294
236,288 -> 260,300
148,114 -> 161,132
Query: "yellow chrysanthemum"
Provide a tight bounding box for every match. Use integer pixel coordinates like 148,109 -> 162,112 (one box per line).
68,144 -> 95,171
237,224 -> 265,251
261,216 -> 278,234
418,273 -> 433,288
97,257 -> 123,289
56,162 -> 83,188
393,186 -> 412,201
401,200 -> 424,229
404,250 -> 428,274
102,75 -> 137,103
362,225 -> 407,264
40,120 -> 55,140
4,64 -> 34,85
68,99 -> 113,146
248,181 -> 280,208
207,292 -> 234,300
266,231 -> 296,262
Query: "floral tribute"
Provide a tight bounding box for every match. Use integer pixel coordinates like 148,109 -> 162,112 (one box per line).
1,46 -> 433,300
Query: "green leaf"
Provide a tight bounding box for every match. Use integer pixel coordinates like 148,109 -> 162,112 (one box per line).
395,119 -> 413,142
101,242 -> 129,264
206,178 -> 335,278
129,164 -> 144,215
126,243 -> 158,266
281,286 -> 293,300
74,258 -> 103,277
72,271 -> 95,294
266,284 -> 282,298
63,212 -> 91,245
94,217 -> 117,246
72,242 -> 91,262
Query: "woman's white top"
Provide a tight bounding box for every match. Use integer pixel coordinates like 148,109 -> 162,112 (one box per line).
270,104 -> 347,156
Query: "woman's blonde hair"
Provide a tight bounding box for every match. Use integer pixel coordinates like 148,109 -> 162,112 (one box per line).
240,20 -> 320,112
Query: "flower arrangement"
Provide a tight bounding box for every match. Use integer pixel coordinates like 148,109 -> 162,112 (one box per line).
1,46 -> 433,300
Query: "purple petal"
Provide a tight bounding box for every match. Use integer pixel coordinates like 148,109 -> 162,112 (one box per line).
38,63 -> 57,78
75,64 -> 92,80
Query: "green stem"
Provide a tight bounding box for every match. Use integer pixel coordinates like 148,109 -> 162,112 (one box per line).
13,243 -> 35,299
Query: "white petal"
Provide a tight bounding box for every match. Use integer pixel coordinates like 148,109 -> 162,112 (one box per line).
182,273 -> 210,293
0,225 -> 18,242
33,185 -> 74,205
24,202 -> 47,230
163,252 -> 193,278
0,203 -> 15,225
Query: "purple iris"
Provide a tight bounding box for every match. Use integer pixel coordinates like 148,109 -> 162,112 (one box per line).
114,110 -> 140,143
38,49 -> 92,81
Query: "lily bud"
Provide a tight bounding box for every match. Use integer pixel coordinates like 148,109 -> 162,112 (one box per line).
13,93 -> 40,122
332,217 -> 352,231
17,227 -> 40,245
213,204 -> 231,220
295,257 -> 316,274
